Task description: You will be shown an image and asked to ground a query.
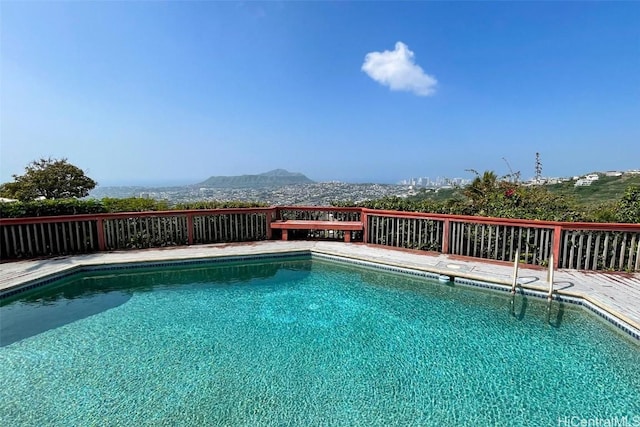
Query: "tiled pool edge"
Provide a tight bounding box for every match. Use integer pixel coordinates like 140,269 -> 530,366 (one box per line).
1,248 -> 639,342
311,251 -> 640,342
454,277 -> 640,342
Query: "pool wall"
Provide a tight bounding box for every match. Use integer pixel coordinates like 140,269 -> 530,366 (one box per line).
3,247 -> 637,342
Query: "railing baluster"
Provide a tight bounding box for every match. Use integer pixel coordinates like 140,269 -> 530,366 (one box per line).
635,234 -> 640,271
14,226 -> 20,257
584,232 -> 593,270
508,226 -> 515,261
500,225 -> 507,261
629,233 -> 638,271
2,226 -> 10,258
235,213 -> 240,241
609,234 -> 619,270
45,223 -> 52,254
602,234 -> 610,269
202,216 -> 208,242
619,233 -> 627,271
577,232 -> 584,270
593,232 -> 601,270
75,222 -> 82,252
24,225 -> 33,256
561,230 -> 569,268
569,231 -> 577,269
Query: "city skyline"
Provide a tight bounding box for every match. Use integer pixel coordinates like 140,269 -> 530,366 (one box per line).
2,2 -> 639,186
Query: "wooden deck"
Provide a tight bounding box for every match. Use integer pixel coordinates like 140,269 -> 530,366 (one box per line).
1,241 -> 639,340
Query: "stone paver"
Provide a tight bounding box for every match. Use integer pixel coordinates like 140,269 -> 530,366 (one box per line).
2,241 -> 639,336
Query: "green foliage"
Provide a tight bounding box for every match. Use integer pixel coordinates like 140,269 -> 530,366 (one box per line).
0,198 -> 168,218
100,197 -> 170,212
407,187 -> 460,202
0,199 -> 106,218
0,197 -> 268,218
615,185 -> 640,223
547,174 -> 640,205
583,201 -> 618,223
0,158 -> 97,201
463,170 -> 499,211
485,184 -> 584,221
457,170 -> 580,220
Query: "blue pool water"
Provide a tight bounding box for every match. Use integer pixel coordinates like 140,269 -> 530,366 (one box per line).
1,256 -> 639,426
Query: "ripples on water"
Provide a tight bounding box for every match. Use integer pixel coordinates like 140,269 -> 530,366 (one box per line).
1,258 -> 639,426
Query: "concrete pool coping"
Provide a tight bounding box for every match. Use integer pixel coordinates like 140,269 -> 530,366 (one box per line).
1,241 -> 640,341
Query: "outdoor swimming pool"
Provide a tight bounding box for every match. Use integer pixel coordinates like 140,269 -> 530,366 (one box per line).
1,255 -> 639,426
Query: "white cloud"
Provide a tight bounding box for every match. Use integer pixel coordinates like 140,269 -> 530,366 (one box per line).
362,42 -> 437,96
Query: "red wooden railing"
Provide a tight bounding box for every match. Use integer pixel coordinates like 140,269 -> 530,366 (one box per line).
1,206 -> 638,271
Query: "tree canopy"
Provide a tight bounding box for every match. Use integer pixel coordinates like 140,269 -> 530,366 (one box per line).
0,158 -> 97,201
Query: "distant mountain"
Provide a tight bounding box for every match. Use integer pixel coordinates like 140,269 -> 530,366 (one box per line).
196,169 -> 315,188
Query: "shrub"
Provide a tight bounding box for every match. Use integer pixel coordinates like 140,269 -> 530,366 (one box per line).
616,185 -> 640,223
101,197 -> 170,212
0,199 -> 106,218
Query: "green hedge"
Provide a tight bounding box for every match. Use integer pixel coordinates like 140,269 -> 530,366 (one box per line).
100,197 -> 170,213
0,199 -> 106,218
0,198 -> 269,218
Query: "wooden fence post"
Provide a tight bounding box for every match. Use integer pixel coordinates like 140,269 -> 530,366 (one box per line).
187,213 -> 194,245
361,209 -> 368,244
552,225 -> 562,269
266,207 -> 276,240
96,218 -> 106,251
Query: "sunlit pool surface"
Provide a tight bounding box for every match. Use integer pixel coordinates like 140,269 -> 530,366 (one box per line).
1,256 -> 639,426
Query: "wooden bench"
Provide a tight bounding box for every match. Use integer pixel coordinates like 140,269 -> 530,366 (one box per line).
270,220 -> 363,242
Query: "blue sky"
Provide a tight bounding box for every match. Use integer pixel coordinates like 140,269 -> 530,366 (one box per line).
2,1 -> 639,186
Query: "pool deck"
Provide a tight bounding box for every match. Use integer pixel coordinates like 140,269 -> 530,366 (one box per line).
2,241 -> 640,338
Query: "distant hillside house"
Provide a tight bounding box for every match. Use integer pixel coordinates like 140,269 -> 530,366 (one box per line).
574,179 -> 592,187
574,173 -> 600,187
604,171 -> 623,177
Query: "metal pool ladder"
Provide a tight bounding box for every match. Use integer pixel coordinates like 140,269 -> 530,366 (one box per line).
510,249 -> 555,300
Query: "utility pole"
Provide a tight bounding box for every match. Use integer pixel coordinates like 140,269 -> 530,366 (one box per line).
535,152 -> 542,182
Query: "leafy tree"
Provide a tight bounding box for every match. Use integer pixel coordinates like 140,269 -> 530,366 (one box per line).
464,170 -> 498,199
616,185 -> 640,223
0,158 -> 97,201
462,170 -> 505,216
